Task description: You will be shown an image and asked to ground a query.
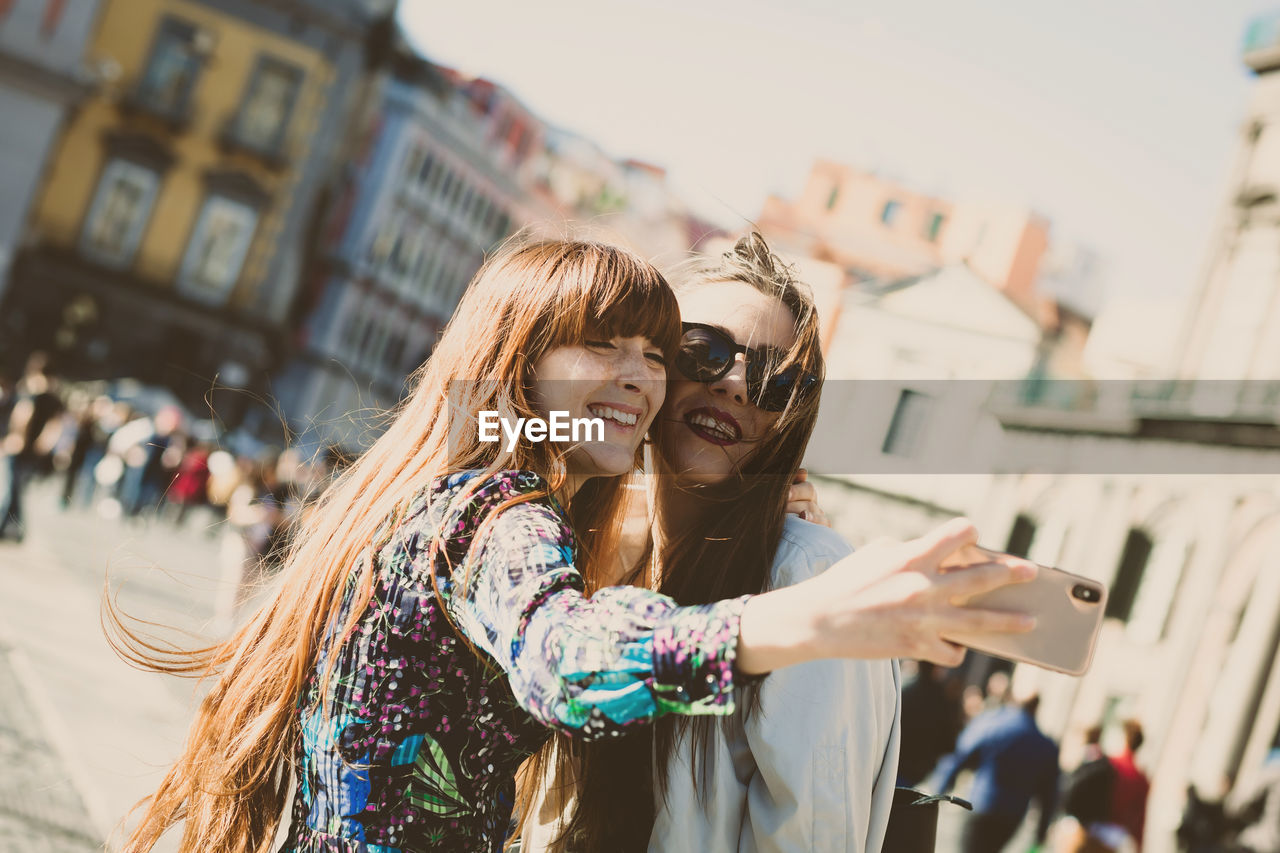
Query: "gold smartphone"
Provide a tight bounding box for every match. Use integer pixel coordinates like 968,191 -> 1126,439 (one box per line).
939,546 -> 1107,676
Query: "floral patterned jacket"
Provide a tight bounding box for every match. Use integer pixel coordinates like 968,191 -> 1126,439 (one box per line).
280,470 -> 749,852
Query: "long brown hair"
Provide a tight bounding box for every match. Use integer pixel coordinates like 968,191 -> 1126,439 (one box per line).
548,232 -> 827,850
105,238 -> 681,853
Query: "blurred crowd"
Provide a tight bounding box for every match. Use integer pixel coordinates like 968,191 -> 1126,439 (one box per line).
0,352 -> 341,633
898,660 -> 1280,853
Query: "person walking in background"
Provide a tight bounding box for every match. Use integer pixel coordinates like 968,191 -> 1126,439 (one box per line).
211,456 -> 284,635
124,406 -> 183,518
1055,724 -> 1124,853
1176,783 -> 1235,853
166,442 -> 211,526
985,669 -> 1012,711
0,353 -> 63,542
0,372 -> 16,430
898,661 -> 963,788
932,687 -> 1061,853
1231,750 -> 1280,853
1108,720 -> 1151,851
61,394 -> 108,508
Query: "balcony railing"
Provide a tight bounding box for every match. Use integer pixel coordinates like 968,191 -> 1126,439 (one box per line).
217,118 -> 291,170
989,378 -> 1280,425
117,79 -> 195,132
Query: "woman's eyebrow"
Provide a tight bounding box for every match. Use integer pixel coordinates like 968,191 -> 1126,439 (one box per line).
693,321 -> 736,338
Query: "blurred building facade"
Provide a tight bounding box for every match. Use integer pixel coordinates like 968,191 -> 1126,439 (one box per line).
757,158 -> 1093,364
774,154 -> 1104,660
0,0 -> 105,309
972,393 -> 1280,853
1178,10 -> 1280,380
759,160 -> 1049,309
809,19 -> 1280,851
0,0 -> 390,421
809,262 -> 1043,527
274,49 -> 533,452
812,388 -> 1280,853
530,127 -> 726,271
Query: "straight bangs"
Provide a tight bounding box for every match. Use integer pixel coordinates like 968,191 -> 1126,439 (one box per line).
535,244 -> 681,362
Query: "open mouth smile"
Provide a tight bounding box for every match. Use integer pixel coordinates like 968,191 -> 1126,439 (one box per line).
683,407 -> 742,446
587,403 -> 641,430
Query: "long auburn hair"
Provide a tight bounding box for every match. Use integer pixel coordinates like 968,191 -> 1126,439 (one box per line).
104,238 -> 681,853
544,232 -> 827,851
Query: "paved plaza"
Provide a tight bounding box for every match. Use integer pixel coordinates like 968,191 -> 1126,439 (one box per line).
0,479 -> 228,852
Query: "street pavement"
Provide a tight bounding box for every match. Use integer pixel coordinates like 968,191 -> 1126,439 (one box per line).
0,639 -> 99,852
0,478 -> 231,852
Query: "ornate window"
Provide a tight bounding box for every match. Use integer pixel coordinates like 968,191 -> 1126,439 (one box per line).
233,55 -> 303,154
178,195 -> 259,303
80,159 -> 160,267
136,17 -> 208,119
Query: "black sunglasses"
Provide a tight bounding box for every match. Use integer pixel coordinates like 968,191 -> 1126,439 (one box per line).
676,322 -> 817,412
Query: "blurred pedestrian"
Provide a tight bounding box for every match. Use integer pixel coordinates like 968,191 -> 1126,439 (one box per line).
70,395 -> 115,509
257,453 -> 290,568
61,394 -> 107,508
166,442 -> 211,526
899,661 -> 964,787
932,688 -> 1061,853
211,457 -> 284,634
1055,724 -> 1125,853
125,406 -> 183,517
1108,720 -> 1151,851
964,683 -> 988,721
0,372 -> 15,429
0,353 -> 63,542
94,403 -> 143,517
1105,722 -> 1157,845
1177,784 -> 1234,853
985,669 -> 1012,710
1231,751 -> 1280,853
204,448 -> 240,531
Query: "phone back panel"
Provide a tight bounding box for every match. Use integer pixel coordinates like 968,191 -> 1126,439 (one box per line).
940,555 -> 1107,676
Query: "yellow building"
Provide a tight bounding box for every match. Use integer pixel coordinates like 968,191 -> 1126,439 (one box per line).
4,0 -> 387,419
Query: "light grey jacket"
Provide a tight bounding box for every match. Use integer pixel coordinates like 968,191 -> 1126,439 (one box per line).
649,517 -> 902,853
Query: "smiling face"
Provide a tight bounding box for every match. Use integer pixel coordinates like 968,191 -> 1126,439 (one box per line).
529,335 -> 667,480
658,281 -> 799,485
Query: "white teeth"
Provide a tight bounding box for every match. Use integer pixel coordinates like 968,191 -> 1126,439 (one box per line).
588,405 -> 638,426
689,413 -> 736,440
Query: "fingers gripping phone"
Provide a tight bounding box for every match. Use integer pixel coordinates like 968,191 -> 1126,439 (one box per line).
939,546 -> 1107,676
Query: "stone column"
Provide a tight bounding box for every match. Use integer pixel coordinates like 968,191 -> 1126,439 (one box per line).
1190,517 -> 1280,789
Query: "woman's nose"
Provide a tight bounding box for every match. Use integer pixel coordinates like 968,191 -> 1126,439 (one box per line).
709,354 -> 748,405
614,343 -> 660,388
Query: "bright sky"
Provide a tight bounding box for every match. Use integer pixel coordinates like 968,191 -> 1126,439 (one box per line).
399,0 -> 1272,314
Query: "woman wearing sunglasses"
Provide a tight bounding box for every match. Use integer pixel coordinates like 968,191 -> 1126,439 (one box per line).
521,234 -> 946,852
646,234 -> 899,852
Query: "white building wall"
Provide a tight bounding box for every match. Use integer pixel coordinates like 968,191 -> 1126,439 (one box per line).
951,431 -> 1280,853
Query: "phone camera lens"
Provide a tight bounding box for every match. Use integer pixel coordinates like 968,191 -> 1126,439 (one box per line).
1072,584 -> 1100,603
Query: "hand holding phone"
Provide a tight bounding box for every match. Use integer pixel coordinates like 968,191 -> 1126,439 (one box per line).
939,545 -> 1107,675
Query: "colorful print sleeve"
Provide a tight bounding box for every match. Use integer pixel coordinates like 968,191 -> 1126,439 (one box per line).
432,472 -> 749,738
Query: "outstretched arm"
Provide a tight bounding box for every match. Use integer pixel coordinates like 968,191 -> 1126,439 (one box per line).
442,498 -> 747,738
436,491 -> 1036,740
